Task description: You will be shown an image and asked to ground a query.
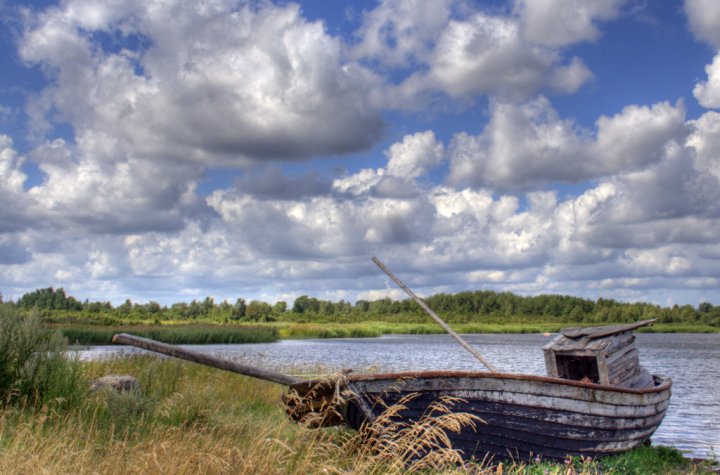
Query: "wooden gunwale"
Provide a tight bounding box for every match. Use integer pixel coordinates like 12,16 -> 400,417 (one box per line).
357,387 -> 669,419
345,373 -> 672,410
347,370 -> 671,396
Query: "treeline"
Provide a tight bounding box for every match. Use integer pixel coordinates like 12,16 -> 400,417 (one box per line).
4,287 -> 719,326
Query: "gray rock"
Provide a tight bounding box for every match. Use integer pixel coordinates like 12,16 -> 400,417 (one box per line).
90,374 -> 140,393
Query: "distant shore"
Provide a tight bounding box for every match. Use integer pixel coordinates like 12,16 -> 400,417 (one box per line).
55,321 -> 720,346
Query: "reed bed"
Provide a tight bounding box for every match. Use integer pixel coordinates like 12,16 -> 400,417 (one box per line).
57,324 -> 279,345
48,321 -> 719,347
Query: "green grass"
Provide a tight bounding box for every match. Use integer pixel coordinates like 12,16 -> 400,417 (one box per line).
50,320 -> 720,345
57,323 -> 279,345
276,321 -> 719,339
3,305 -> 715,473
0,355 -> 714,474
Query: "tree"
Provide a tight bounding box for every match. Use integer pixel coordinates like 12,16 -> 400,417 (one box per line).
293,295 -> 310,313
118,299 -> 133,314
230,298 -> 246,321
246,301 -> 273,321
272,301 -> 287,315
698,302 -> 713,314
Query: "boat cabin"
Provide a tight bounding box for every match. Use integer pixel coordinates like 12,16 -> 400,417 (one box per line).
543,319 -> 656,389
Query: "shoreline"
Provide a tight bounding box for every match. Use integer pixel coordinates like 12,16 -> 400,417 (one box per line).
54,320 -> 720,346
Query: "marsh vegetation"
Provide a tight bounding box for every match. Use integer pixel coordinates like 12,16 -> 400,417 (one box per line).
0,305 -> 715,474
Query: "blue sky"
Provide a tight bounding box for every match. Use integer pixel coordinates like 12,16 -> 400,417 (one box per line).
1,0 -> 720,307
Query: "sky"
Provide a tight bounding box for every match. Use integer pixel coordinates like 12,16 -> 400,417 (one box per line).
1,0 -> 720,307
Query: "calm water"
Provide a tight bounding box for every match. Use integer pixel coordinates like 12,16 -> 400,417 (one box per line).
80,333 -> 720,459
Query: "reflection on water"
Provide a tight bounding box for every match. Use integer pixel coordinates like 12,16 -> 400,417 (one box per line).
78,332 -> 720,459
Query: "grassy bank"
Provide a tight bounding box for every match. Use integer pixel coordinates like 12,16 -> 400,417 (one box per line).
56,323 -> 279,345
0,355 -> 715,475
269,321 -> 720,340
49,320 -> 720,345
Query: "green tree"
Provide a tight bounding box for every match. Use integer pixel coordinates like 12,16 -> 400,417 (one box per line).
272,301 -> 287,315
230,298 -> 246,321
246,301 -> 273,321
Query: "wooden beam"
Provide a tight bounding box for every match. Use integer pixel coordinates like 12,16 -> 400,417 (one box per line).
371,256 -> 498,373
112,333 -> 302,386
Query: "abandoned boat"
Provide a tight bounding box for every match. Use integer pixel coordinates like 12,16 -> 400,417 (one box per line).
285,319 -> 671,462
112,258 -> 671,462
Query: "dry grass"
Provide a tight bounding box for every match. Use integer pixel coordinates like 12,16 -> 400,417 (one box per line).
342,393 -> 483,474
0,356 -> 713,474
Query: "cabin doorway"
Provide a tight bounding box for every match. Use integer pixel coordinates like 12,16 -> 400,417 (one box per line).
555,354 -> 600,383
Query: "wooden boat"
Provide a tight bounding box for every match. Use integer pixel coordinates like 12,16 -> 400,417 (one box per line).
284,320 -> 671,462
112,259 -> 672,462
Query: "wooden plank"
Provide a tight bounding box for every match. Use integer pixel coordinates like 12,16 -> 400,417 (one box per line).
371,257 -> 498,372
560,320 -> 656,340
606,346 -> 638,368
355,381 -> 671,418
347,395 -> 665,461
597,352 -> 609,385
625,368 -> 654,389
112,333 -> 302,386
604,333 -> 635,355
377,394 -> 669,430
543,349 -> 559,377
351,373 -> 671,406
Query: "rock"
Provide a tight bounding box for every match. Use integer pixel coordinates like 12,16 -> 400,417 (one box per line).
90,374 -> 140,393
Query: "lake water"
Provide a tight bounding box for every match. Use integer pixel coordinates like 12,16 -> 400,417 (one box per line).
79,333 -> 720,460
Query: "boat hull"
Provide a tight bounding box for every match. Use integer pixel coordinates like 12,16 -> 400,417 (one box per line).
341,371 -> 671,462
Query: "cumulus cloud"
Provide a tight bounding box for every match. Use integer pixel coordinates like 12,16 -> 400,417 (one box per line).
233,167 -> 332,200
685,0 -> 720,48
351,1 -> 594,106
516,0 -> 625,47
3,0 -> 719,307
394,13 -> 592,103
685,1 -> 720,109
693,53 -> 720,109
687,110 -> 720,182
0,135 -> 34,233
350,0 -> 452,67
25,138 -> 210,234
385,131 -> 445,180
19,1 -> 384,162
448,97 -> 687,189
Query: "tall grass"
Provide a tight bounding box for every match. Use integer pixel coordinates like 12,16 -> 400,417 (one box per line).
58,323 -> 279,345
0,305 -> 84,407
0,352 -> 713,474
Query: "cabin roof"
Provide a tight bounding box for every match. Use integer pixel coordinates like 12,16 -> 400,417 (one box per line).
558,319 -> 656,340
543,319 -> 656,353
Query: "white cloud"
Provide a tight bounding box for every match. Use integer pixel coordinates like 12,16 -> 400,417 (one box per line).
0,135 -> 34,233
687,110 -> 720,182
385,131 -> 445,180
350,0 -> 452,67
26,137 -> 209,234
402,13 -> 591,102
685,0 -> 720,48
350,1 -> 594,106
693,52 -> 720,109
2,0 -> 719,307
516,0 -> 625,47
20,1 -> 384,163
448,97 -> 687,189
685,1 -> 720,109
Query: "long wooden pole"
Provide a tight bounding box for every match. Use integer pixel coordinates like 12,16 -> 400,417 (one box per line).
112,333 -> 302,386
371,257 -> 498,373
